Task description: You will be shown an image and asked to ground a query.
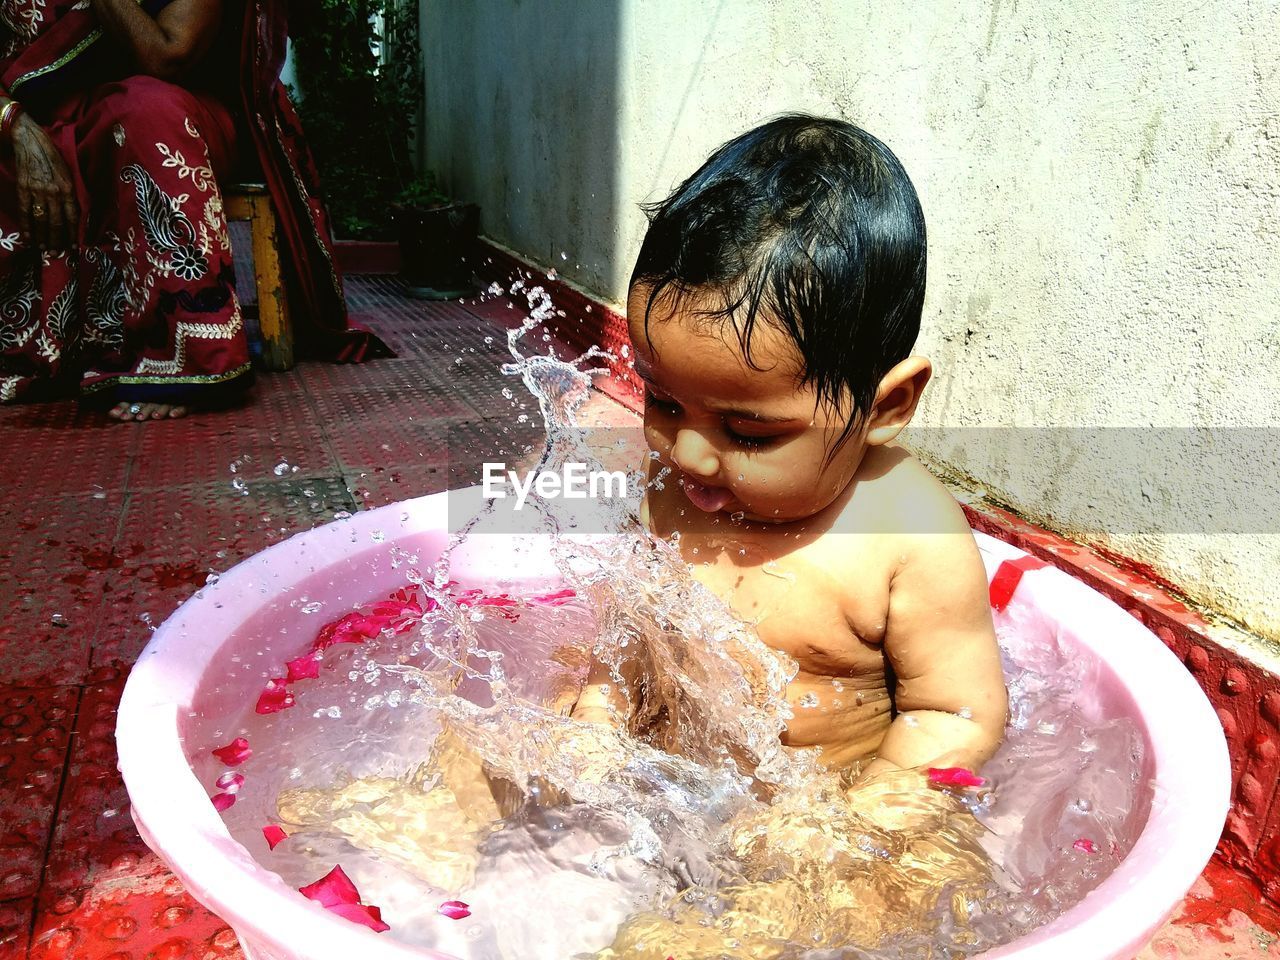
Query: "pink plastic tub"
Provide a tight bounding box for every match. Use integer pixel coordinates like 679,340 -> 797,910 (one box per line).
116,488 -> 1230,960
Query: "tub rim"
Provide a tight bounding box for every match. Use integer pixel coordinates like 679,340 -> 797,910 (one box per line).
115,488 -> 1230,960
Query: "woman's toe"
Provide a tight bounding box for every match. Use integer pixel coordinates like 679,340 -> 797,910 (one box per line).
108,402 -> 130,420
168,405 -> 188,419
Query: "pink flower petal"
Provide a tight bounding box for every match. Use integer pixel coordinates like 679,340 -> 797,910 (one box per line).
328,901 -> 390,933
286,652 -> 322,682
926,767 -> 987,789
299,866 -> 390,932
1073,838 -> 1098,854
211,737 -> 252,766
438,900 -> 471,920
215,772 -> 245,793
211,792 -> 236,812
255,678 -> 295,715
263,825 -> 288,850
531,588 -> 576,606
299,865 -> 361,908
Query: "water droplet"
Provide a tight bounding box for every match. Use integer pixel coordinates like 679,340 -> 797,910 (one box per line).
798,692 -> 820,709
333,511 -> 352,521
730,511 -> 745,522
957,706 -> 973,720
484,336 -> 494,345
50,613 -> 68,628
370,530 -> 385,543
205,572 -> 221,586
831,679 -> 845,692
301,601 -> 323,614
559,251 -> 568,260
273,461 -> 290,476
231,477 -> 248,495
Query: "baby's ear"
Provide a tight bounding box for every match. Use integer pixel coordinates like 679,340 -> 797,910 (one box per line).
864,357 -> 932,446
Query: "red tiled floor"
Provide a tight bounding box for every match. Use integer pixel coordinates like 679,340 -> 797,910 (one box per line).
28,672 -> 242,960
0,687 -> 77,902
0,493 -> 125,686
0,272 -> 1275,957
0,899 -> 33,960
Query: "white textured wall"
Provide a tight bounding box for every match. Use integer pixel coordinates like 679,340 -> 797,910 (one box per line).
421,0 -> 1280,645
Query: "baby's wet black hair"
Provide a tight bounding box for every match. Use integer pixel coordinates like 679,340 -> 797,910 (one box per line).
631,114 -> 926,451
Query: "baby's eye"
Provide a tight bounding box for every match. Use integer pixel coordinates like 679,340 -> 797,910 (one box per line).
644,389 -> 680,414
723,424 -> 780,450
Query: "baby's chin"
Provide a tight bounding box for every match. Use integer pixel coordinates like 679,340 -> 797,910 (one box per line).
720,496 -> 834,526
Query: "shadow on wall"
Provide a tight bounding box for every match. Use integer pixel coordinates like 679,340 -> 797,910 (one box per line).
419,0 -> 622,297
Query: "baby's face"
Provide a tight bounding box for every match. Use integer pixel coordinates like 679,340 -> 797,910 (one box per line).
627,285 -> 868,525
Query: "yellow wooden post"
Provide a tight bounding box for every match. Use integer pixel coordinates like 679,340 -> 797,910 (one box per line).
225,183 -> 295,372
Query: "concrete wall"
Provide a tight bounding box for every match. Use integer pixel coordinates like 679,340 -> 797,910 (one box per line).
420,0 -> 1280,645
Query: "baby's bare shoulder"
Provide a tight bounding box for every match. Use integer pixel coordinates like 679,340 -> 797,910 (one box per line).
831,445 -> 969,537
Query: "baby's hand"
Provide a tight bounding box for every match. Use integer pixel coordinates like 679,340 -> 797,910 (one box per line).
661,830 -> 729,893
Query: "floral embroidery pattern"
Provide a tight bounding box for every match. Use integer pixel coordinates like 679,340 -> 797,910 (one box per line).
83,247 -> 126,350
120,163 -> 208,282
154,119 -> 215,194
0,254 -> 39,350
171,244 -> 208,281
0,0 -> 46,42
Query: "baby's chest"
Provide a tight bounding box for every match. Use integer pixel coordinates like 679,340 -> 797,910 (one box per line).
686,547 -> 892,676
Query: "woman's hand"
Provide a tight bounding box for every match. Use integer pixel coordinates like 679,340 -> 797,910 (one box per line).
11,114 -> 78,252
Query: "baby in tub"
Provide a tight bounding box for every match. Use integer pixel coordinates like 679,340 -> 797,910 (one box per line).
280,116 -> 1010,957
570,114 -> 1011,955
575,113 -> 1007,790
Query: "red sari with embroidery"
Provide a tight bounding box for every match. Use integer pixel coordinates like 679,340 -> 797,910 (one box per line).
0,0 -> 387,404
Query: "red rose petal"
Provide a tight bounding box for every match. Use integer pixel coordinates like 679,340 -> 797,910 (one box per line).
299,865 -> 360,908
255,678 -> 295,715
299,866 -> 390,932
211,792 -> 236,812
438,900 -> 471,920
329,901 -> 391,933
926,767 -> 987,789
286,652 -> 322,682
263,825 -> 288,850
215,772 -> 245,793
532,588 -> 576,606
1073,838 -> 1098,854
211,737 -> 252,766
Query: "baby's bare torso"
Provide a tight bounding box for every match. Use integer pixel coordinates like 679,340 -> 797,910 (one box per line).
643,448 -> 922,773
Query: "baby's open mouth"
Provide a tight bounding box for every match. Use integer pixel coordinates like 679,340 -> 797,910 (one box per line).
679,475 -> 734,513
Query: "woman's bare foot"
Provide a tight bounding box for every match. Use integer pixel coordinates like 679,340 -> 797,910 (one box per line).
108,401 -> 189,421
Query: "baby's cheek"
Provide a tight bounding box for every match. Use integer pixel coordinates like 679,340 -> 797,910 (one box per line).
643,421 -> 674,458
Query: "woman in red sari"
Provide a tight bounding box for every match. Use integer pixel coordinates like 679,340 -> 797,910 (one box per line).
0,0 -> 384,419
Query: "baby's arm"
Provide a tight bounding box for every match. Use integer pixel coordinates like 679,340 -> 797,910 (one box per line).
569,652 -> 634,727
862,502 -> 1008,779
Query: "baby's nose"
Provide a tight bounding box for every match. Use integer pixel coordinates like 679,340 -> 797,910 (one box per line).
670,427 -> 720,479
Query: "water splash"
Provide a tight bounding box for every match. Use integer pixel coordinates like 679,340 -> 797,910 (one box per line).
213,279 -> 1145,959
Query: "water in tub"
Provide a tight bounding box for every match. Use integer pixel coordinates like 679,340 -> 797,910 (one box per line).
200,282 -> 1146,959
